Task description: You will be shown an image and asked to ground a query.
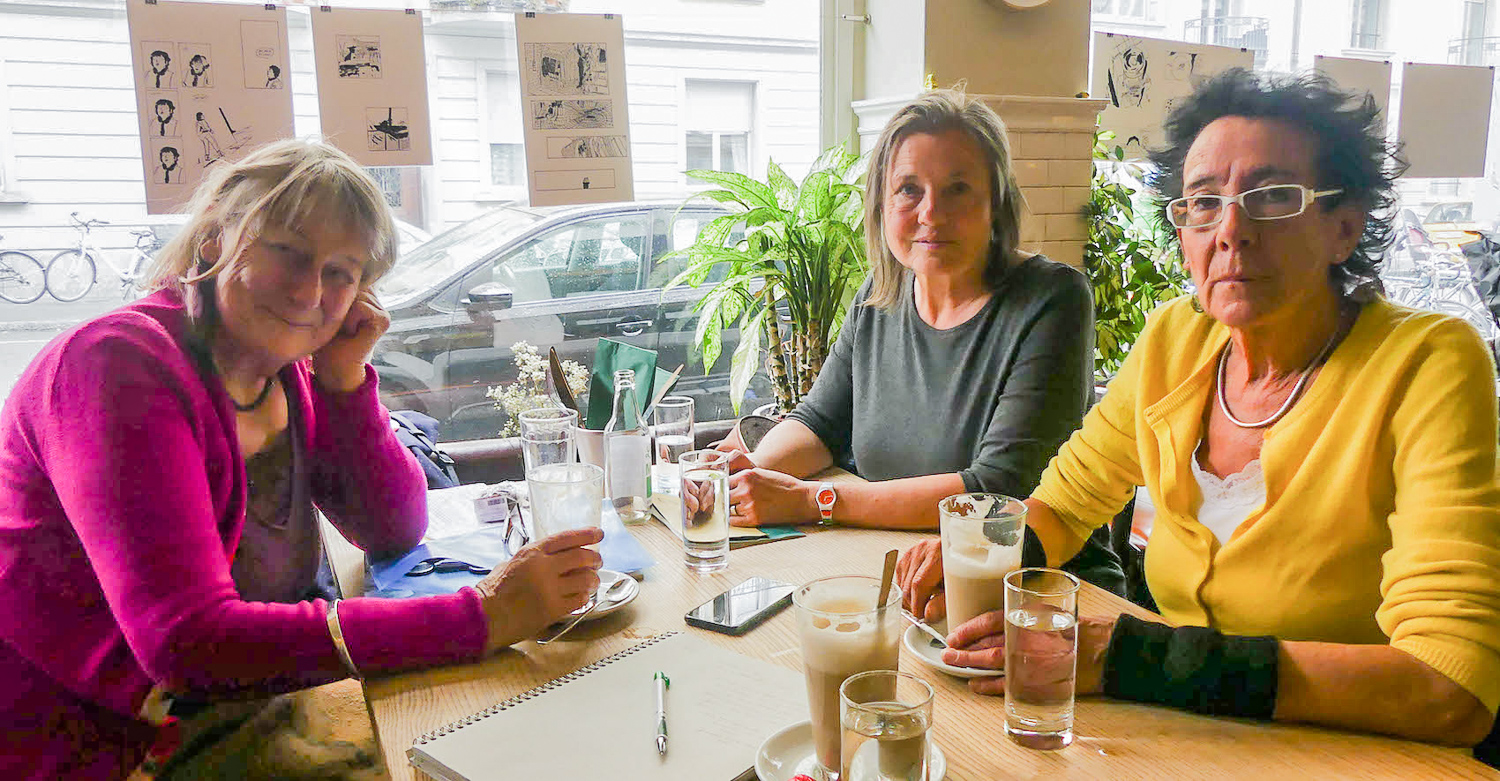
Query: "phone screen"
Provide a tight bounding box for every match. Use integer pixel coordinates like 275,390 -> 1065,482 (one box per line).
685,576 -> 795,634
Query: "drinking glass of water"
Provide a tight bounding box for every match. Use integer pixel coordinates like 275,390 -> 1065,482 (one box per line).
1003,568 -> 1081,750
839,670 -> 935,781
528,462 -> 603,541
519,407 -> 577,475
652,396 -> 694,496
677,449 -> 729,572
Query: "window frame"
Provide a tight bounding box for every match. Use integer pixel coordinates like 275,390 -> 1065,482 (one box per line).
476,64 -> 529,203
0,58 -> 23,203
679,77 -> 761,188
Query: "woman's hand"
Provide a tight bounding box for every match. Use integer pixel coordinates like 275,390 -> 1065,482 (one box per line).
944,611 -> 1117,697
313,289 -> 389,393
727,468 -> 817,526
711,444 -> 757,474
895,540 -> 946,622
473,527 -> 603,652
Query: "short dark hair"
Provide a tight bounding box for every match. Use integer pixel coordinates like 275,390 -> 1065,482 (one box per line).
1148,68 -> 1404,295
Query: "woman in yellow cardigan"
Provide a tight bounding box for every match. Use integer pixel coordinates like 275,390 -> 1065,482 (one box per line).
897,68 -> 1500,751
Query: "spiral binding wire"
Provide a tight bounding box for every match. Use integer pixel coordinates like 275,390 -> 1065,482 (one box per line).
410,632 -> 679,746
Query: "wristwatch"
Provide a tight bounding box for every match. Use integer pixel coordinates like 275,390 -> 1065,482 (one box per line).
815,482 -> 837,522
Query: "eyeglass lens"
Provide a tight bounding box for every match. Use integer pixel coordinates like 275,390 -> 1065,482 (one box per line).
1170,184 -> 1307,227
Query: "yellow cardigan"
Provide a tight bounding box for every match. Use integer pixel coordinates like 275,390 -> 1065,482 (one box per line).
1034,295 -> 1500,713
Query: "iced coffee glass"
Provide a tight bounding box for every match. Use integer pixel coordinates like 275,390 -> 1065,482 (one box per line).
939,493 -> 1025,629
840,670 -> 934,781
792,575 -> 903,781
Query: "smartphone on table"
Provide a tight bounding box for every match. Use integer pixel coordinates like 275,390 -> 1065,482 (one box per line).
684,576 -> 796,636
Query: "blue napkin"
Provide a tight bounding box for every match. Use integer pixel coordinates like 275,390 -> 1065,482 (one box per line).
364,505 -> 655,599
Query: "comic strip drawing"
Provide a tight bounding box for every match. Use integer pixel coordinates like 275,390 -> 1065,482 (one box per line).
338,35 -> 382,78
195,111 -> 225,165
1093,33 -> 1252,160
367,107 -> 410,152
216,107 -> 255,149
265,65 -> 283,89
524,43 -> 609,96
149,93 -> 179,137
179,44 -> 213,88
530,99 -> 613,130
1107,39 -> 1149,108
545,135 -> 627,159
143,43 -> 176,90
241,19 -> 284,90
535,168 -> 616,192
152,143 -> 185,185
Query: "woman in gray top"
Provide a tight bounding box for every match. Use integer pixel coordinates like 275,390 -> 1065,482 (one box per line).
719,91 -> 1111,567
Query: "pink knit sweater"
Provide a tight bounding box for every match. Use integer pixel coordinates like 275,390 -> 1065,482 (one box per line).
0,291 -> 488,779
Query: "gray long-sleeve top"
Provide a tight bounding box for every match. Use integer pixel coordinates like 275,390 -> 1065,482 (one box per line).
788,255 -> 1095,496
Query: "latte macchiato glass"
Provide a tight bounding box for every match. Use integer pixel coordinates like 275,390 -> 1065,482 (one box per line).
939,493 -> 1025,630
792,575 -> 903,781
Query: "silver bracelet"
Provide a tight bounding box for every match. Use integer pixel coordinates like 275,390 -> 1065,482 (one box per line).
326,599 -> 362,680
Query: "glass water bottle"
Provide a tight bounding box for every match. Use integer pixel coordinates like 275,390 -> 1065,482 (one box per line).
604,369 -> 650,525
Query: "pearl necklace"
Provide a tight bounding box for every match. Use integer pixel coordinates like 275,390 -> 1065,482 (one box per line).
1216,325 -> 1343,430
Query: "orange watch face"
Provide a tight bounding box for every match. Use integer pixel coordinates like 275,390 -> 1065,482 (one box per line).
817,487 -> 835,505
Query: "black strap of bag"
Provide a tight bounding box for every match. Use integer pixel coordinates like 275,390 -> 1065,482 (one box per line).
390,410 -> 459,489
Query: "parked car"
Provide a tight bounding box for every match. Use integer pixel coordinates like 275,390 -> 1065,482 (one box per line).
373,200 -> 772,443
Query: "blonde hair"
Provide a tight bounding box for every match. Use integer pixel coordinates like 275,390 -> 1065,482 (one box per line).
862,90 -> 1026,311
144,138 -> 398,294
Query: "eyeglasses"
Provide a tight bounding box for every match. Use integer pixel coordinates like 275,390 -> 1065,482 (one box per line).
1166,184 -> 1344,229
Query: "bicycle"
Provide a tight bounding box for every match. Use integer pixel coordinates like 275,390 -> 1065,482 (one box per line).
0,235 -> 48,304
46,212 -> 161,303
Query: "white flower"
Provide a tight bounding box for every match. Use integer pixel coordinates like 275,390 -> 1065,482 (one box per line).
484,341 -> 591,436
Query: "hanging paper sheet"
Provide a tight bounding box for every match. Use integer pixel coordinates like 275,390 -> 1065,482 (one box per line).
311,7 -> 433,167
514,12 -> 635,206
126,0 -> 294,213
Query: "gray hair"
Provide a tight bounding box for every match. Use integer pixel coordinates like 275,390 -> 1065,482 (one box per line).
144,138 -> 398,295
862,89 -> 1026,311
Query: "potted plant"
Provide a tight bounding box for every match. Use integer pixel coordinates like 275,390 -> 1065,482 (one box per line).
663,145 -> 869,415
1083,131 -> 1187,379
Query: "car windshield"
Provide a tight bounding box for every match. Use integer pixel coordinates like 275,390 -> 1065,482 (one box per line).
378,206 -> 545,304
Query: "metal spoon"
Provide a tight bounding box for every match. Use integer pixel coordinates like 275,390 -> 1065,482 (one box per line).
901,608 -> 948,649
536,576 -> 633,645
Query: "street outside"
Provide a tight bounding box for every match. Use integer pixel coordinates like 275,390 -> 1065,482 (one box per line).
0,284 -> 136,399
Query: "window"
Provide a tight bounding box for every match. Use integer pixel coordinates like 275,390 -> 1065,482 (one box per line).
1092,0 -> 1159,21
485,70 -> 527,189
684,80 -> 754,176
1458,1 -> 1494,65
1350,0 -> 1384,49
500,214 -> 650,299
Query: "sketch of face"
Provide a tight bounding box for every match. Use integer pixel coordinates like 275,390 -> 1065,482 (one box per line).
159,147 -> 179,169
1110,47 -> 1149,107
150,51 -> 169,75
1164,52 -> 1197,83
268,65 -> 280,80
188,55 -> 209,79
155,100 -> 174,123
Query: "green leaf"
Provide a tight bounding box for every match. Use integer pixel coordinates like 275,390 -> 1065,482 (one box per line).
728,308 -> 766,413
767,160 -> 798,210
685,170 -> 778,210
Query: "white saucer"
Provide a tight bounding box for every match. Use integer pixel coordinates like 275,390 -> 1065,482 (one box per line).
756,720 -> 946,781
570,570 -> 639,622
903,623 -> 1002,679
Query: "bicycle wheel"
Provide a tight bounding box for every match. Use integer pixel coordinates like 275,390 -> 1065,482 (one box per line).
46,250 -> 97,302
0,251 -> 47,304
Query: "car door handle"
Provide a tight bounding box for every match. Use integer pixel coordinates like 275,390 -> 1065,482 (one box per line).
615,318 -> 653,336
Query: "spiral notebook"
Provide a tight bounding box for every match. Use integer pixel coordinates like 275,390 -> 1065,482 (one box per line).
407,632 -> 809,781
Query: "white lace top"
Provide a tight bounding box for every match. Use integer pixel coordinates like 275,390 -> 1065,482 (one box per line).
1190,442 -> 1267,545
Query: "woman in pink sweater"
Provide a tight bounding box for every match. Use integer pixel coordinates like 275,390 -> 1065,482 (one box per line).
0,140 -> 602,779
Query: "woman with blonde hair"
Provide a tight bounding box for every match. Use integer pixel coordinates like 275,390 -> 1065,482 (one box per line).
716,90 -> 1119,588
0,139 -> 602,779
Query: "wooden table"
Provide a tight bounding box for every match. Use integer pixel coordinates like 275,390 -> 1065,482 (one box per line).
339,519 -> 1498,781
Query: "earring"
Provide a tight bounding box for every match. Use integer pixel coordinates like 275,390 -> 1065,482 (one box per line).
1190,296 -> 1204,314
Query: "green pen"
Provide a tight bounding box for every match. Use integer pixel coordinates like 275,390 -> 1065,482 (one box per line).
654,671 -> 670,755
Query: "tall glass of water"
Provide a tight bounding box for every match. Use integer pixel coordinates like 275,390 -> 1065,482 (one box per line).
652,396 -> 694,496
1003,567 -> 1081,750
840,670 -> 935,781
529,462 -> 604,541
518,407 -> 577,474
677,449 -> 729,572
